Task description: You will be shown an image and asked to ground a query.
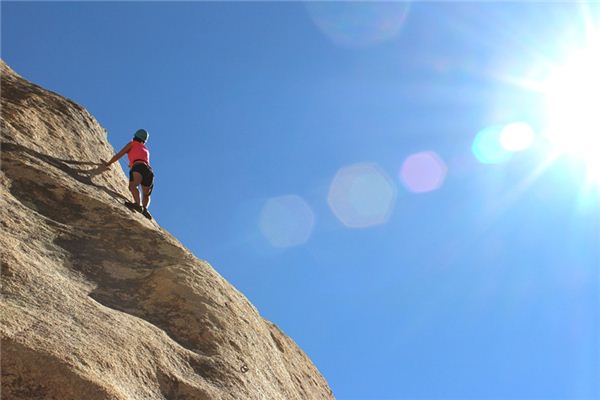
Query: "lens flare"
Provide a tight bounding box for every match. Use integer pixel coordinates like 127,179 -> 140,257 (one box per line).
259,195 -> 315,248
500,122 -> 536,152
305,2 -> 410,48
400,151 -> 448,193
472,125 -> 513,164
328,163 -> 397,228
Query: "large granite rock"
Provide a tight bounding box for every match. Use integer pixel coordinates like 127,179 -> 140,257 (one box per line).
0,60 -> 334,400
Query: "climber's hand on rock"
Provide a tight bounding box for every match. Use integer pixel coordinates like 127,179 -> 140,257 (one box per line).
89,162 -> 109,175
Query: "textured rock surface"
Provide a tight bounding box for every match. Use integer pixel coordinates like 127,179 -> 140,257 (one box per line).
0,60 -> 334,400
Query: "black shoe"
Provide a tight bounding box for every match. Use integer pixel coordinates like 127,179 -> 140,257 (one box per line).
141,207 -> 153,220
125,201 -> 143,213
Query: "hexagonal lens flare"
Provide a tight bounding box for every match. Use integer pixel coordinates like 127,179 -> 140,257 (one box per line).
400,151 -> 448,193
259,195 -> 315,248
305,2 -> 410,48
472,125 -> 513,164
328,163 -> 397,228
499,122 -> 536,152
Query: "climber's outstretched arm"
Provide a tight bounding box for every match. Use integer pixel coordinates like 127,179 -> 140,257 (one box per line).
104,142 -> 133,168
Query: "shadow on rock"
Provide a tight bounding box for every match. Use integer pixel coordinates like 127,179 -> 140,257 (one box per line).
1,141 -> 128,203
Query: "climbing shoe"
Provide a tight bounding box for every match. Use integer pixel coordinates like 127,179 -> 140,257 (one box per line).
141,207 -> 153,220
124,201 -> 143,213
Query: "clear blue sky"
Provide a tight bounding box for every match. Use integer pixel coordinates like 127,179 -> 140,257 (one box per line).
3,2 -> 599,399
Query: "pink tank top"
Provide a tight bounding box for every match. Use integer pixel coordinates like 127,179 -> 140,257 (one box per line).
127,141 -> 150,167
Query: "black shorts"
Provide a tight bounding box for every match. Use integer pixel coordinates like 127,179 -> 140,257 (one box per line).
130,163 -> 154,191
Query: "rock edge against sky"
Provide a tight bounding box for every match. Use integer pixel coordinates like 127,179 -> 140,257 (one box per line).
0,59 -> 334,400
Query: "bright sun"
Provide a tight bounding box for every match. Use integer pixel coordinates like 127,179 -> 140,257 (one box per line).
542,43 -> 600,181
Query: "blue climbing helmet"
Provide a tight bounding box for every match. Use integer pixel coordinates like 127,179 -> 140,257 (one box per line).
134,129 -> 149,143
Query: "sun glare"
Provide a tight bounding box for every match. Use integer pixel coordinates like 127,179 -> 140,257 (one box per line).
542,42 -> 600,182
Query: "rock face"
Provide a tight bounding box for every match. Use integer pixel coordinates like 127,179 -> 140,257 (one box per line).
0,60 -> 334,400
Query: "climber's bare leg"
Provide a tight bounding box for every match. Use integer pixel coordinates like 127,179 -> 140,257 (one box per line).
129,172 -> 142,205
142,185 -> 151,209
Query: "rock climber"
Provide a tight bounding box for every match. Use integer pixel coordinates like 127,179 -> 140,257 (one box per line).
101,129 -> 154,220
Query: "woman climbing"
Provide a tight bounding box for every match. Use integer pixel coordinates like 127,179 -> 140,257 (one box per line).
101,129 -> 154,220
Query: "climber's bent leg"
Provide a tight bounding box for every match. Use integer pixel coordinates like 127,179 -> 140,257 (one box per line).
142,185 -> 152,209
129,171 -> 142,205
